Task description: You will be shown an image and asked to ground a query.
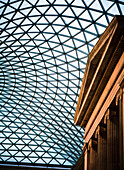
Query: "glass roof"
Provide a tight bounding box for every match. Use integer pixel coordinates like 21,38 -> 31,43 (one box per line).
0,0 -> 123,168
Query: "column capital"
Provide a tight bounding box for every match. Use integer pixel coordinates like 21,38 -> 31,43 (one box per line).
116,86 -> 124,105
88,139 -> 97,149
116,79 -> 124,105
95,125 -> 106,138
104,108 -> 118,124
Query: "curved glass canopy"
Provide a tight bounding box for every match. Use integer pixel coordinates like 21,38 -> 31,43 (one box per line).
0,0 -> 123,168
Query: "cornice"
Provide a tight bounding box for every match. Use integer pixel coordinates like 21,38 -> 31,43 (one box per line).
74,16 -> 124,127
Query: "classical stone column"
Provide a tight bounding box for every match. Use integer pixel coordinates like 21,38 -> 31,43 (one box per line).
116,81 -> 124,170
105,108 -> 119,170
83,143 -> 89,170
96,125 -> 107,170
88,139 -> 97,170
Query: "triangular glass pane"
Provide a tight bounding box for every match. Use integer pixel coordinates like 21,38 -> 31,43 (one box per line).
68,27 -> 80,36
45,15 -> 57,23
64,39 -> 74,47
20,8 -> 31,15
37,0 -> 49,5
29,8 -> 41,16
29,25 -> 39,32
73,39 -> 84,48
119,4 -> 124,15
10,1 -> 21,9
44,50 -> 53,57
78,44 -> 89,54
86,24 -> 97,34
1,151 -> 11,156
96,24 -> 106,34
37,17 -> 48,24
20,1 -> 31,9
15,152 -> 24,157
21,158 -> 31,163
71,7 -> 84,16
0,7 -> 4,15
50,35 -> 60,43
5,6 -> 14,14
53,25 -> 63,32
54,45 -> 63,52
72,0 -> 85,7
29,16 -> 41,23
68,50 -> 77,59
90,10 -> 102,20
97,15 -> 108,26
0,15 -> 8,24
42,153 -> 51,158
49,159 -> 59,165
29,0 -> 37,5
108,4 -> 120,15
22,25 -> 32,31
46,7 -> 57,15
62,16 -> 74,24
79,10 -> 91,21
54,6 -> 67,14
0,31 -> 9,37
70,20 -> 80,29
14,12 -> 24,19
35,159 -> 45,164
42,158 -> 51,164
100,0 -> 113,10
90,37 -> 99,46
40,42 -> 49,49
57,159 -> 65,164
45,26 -> 54,33
58,33 -> 68,42
4,13 -> 14,20
7,21 -> 16,28
53,17 -> 64,25
84,0 -> 93,6
63,45 -> 72,53
22,18 -> 32,25
35,33 -> 45,41
37,24 -> 48,31
20,34 -> 29,40
52,50 -> 61,57
59,27 -> 70,37
107,15 -> 114,23
90,0 -> 103,11
63,7 -> 75,17
75,32 -> 86,42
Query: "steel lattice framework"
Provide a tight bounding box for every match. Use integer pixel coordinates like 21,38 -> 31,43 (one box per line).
0,0 -> 123,168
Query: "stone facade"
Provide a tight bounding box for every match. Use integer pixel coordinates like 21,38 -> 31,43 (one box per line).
74,16 -> 124,170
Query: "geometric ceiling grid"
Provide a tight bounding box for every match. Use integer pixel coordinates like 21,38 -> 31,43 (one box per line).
0,0 -> 123,168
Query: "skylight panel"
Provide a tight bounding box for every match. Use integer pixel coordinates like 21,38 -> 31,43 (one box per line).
108,4 -> 120,15
72,6 -> 84,16
54,6 -> 67,14
54,0 -> 67,5
63,7 -> 75,17
72,0 -> 85,7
